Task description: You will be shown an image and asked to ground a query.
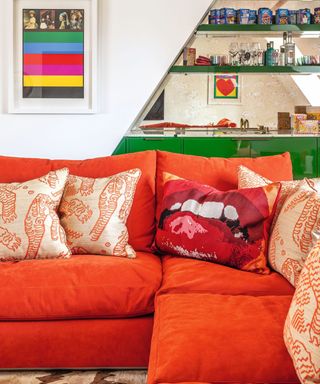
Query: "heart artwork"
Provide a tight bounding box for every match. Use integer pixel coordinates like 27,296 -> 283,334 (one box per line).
216,78 -> 236,96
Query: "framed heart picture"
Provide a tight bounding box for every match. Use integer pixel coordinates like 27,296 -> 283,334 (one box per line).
208,74 -> 242,105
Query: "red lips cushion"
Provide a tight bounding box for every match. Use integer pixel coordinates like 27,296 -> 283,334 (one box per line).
155,173 -> 281,274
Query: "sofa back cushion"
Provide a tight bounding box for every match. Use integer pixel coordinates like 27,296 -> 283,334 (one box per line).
156,151 -> 293,220
0,151 -> 156,252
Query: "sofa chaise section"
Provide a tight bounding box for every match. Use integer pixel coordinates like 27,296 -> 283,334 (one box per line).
147,293 -> 299,384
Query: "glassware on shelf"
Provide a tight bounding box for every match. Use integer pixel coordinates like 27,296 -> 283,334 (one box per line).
296,55 -> 320,65
229,42 -> 239,66
250,42 -> 261,66
279,47 -> 286,66
272,49 -> 280,66
239,43 -> 251,66
257,47 -> 265,66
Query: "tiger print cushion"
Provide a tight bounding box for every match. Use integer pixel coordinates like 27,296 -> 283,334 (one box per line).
0,168 -> 70,261
284,241 -> 320,383
238,165 -> 320,230
59,169 -> 141,258
269,183 -> 320,287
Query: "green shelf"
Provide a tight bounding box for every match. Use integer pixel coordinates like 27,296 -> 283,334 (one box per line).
197,24 -> 320,33
170,65 -> 320,74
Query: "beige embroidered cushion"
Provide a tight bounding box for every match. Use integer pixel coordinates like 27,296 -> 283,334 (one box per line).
238,165 -> 320,227
59,169 -> 141,258
284,242 -> 320,383
269,184 -> 320,286
0,169 -> 70,261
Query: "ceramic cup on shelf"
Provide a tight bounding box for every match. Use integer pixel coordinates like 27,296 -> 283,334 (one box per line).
211,55 -> 229,66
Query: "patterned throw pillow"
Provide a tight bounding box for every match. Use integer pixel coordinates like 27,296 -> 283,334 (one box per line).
269,184 -> 320,286
284,242 -> 320,383
238,165 -> 320,228
59,169 -> 141,258
155,173 -> 281,274
0,169 -> 70,261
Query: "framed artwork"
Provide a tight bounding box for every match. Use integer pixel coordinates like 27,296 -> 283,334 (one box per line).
208,74 -> 242,105
8,0 -> 97,114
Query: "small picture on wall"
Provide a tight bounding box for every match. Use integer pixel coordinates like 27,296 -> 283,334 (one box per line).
70,10 -> 84,30
24,9 -> 40,29
214,74 -> 239,99
208,74 -> 242,105
39,10 -> 56,30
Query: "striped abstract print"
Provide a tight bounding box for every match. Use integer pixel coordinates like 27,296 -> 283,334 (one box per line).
23,9 -> 84,99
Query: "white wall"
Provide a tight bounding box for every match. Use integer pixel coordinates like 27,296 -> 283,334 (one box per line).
0,0 -> 212,159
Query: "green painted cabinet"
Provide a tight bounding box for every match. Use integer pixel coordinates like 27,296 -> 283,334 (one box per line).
250,138 -> 318,179
113,138 -> 127,155
114,136 -> 319,179
317,138 -> 320,178
126,137 -> 183,154
183,138 -> 250,158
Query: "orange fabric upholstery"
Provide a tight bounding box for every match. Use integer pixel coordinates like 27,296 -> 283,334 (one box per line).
148,293 -> 299,384
0,252 -> 161,320
0,150 -> 298,375
160,255 -> 295,296
0,152 -> 157,252
0,316 -> 153,368
156,151 -> 293,220
0,156 -> 52,181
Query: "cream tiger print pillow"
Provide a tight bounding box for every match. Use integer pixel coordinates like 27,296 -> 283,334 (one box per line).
0,168 -> 70,261
284,241 -> 320,383
59,169 -> 141,258
269,183 -> 320,287
238,165 -> 320,230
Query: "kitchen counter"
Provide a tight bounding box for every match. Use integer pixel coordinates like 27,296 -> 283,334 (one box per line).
128,132 -> 319,138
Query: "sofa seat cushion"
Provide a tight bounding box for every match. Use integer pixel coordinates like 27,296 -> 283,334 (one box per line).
0,151 -> 157,252
147,293 -> 299,384
159,256 -> 294,296
0,252 -> 162,321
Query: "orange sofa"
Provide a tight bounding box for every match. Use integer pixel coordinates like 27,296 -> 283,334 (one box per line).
0,151 -> 299,383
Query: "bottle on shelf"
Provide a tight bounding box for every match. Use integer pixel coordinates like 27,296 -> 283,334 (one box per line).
285,31 -> 296,66
265,42 -> 274,66
279,46 -> 286,66
279,32 -> 287,66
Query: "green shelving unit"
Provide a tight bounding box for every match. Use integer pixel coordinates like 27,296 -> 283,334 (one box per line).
197,24 -> 320,34
170,65 -> 320,74
169,23 -> 320,74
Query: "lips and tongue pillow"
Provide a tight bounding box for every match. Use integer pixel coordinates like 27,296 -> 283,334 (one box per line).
155,173 -> 281,274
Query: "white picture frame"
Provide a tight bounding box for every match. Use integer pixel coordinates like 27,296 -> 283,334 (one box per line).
207,74 -> 242,106
8,0 -> 98,114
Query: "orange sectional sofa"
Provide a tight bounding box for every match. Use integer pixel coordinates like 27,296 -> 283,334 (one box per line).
0,150 -> 299,383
